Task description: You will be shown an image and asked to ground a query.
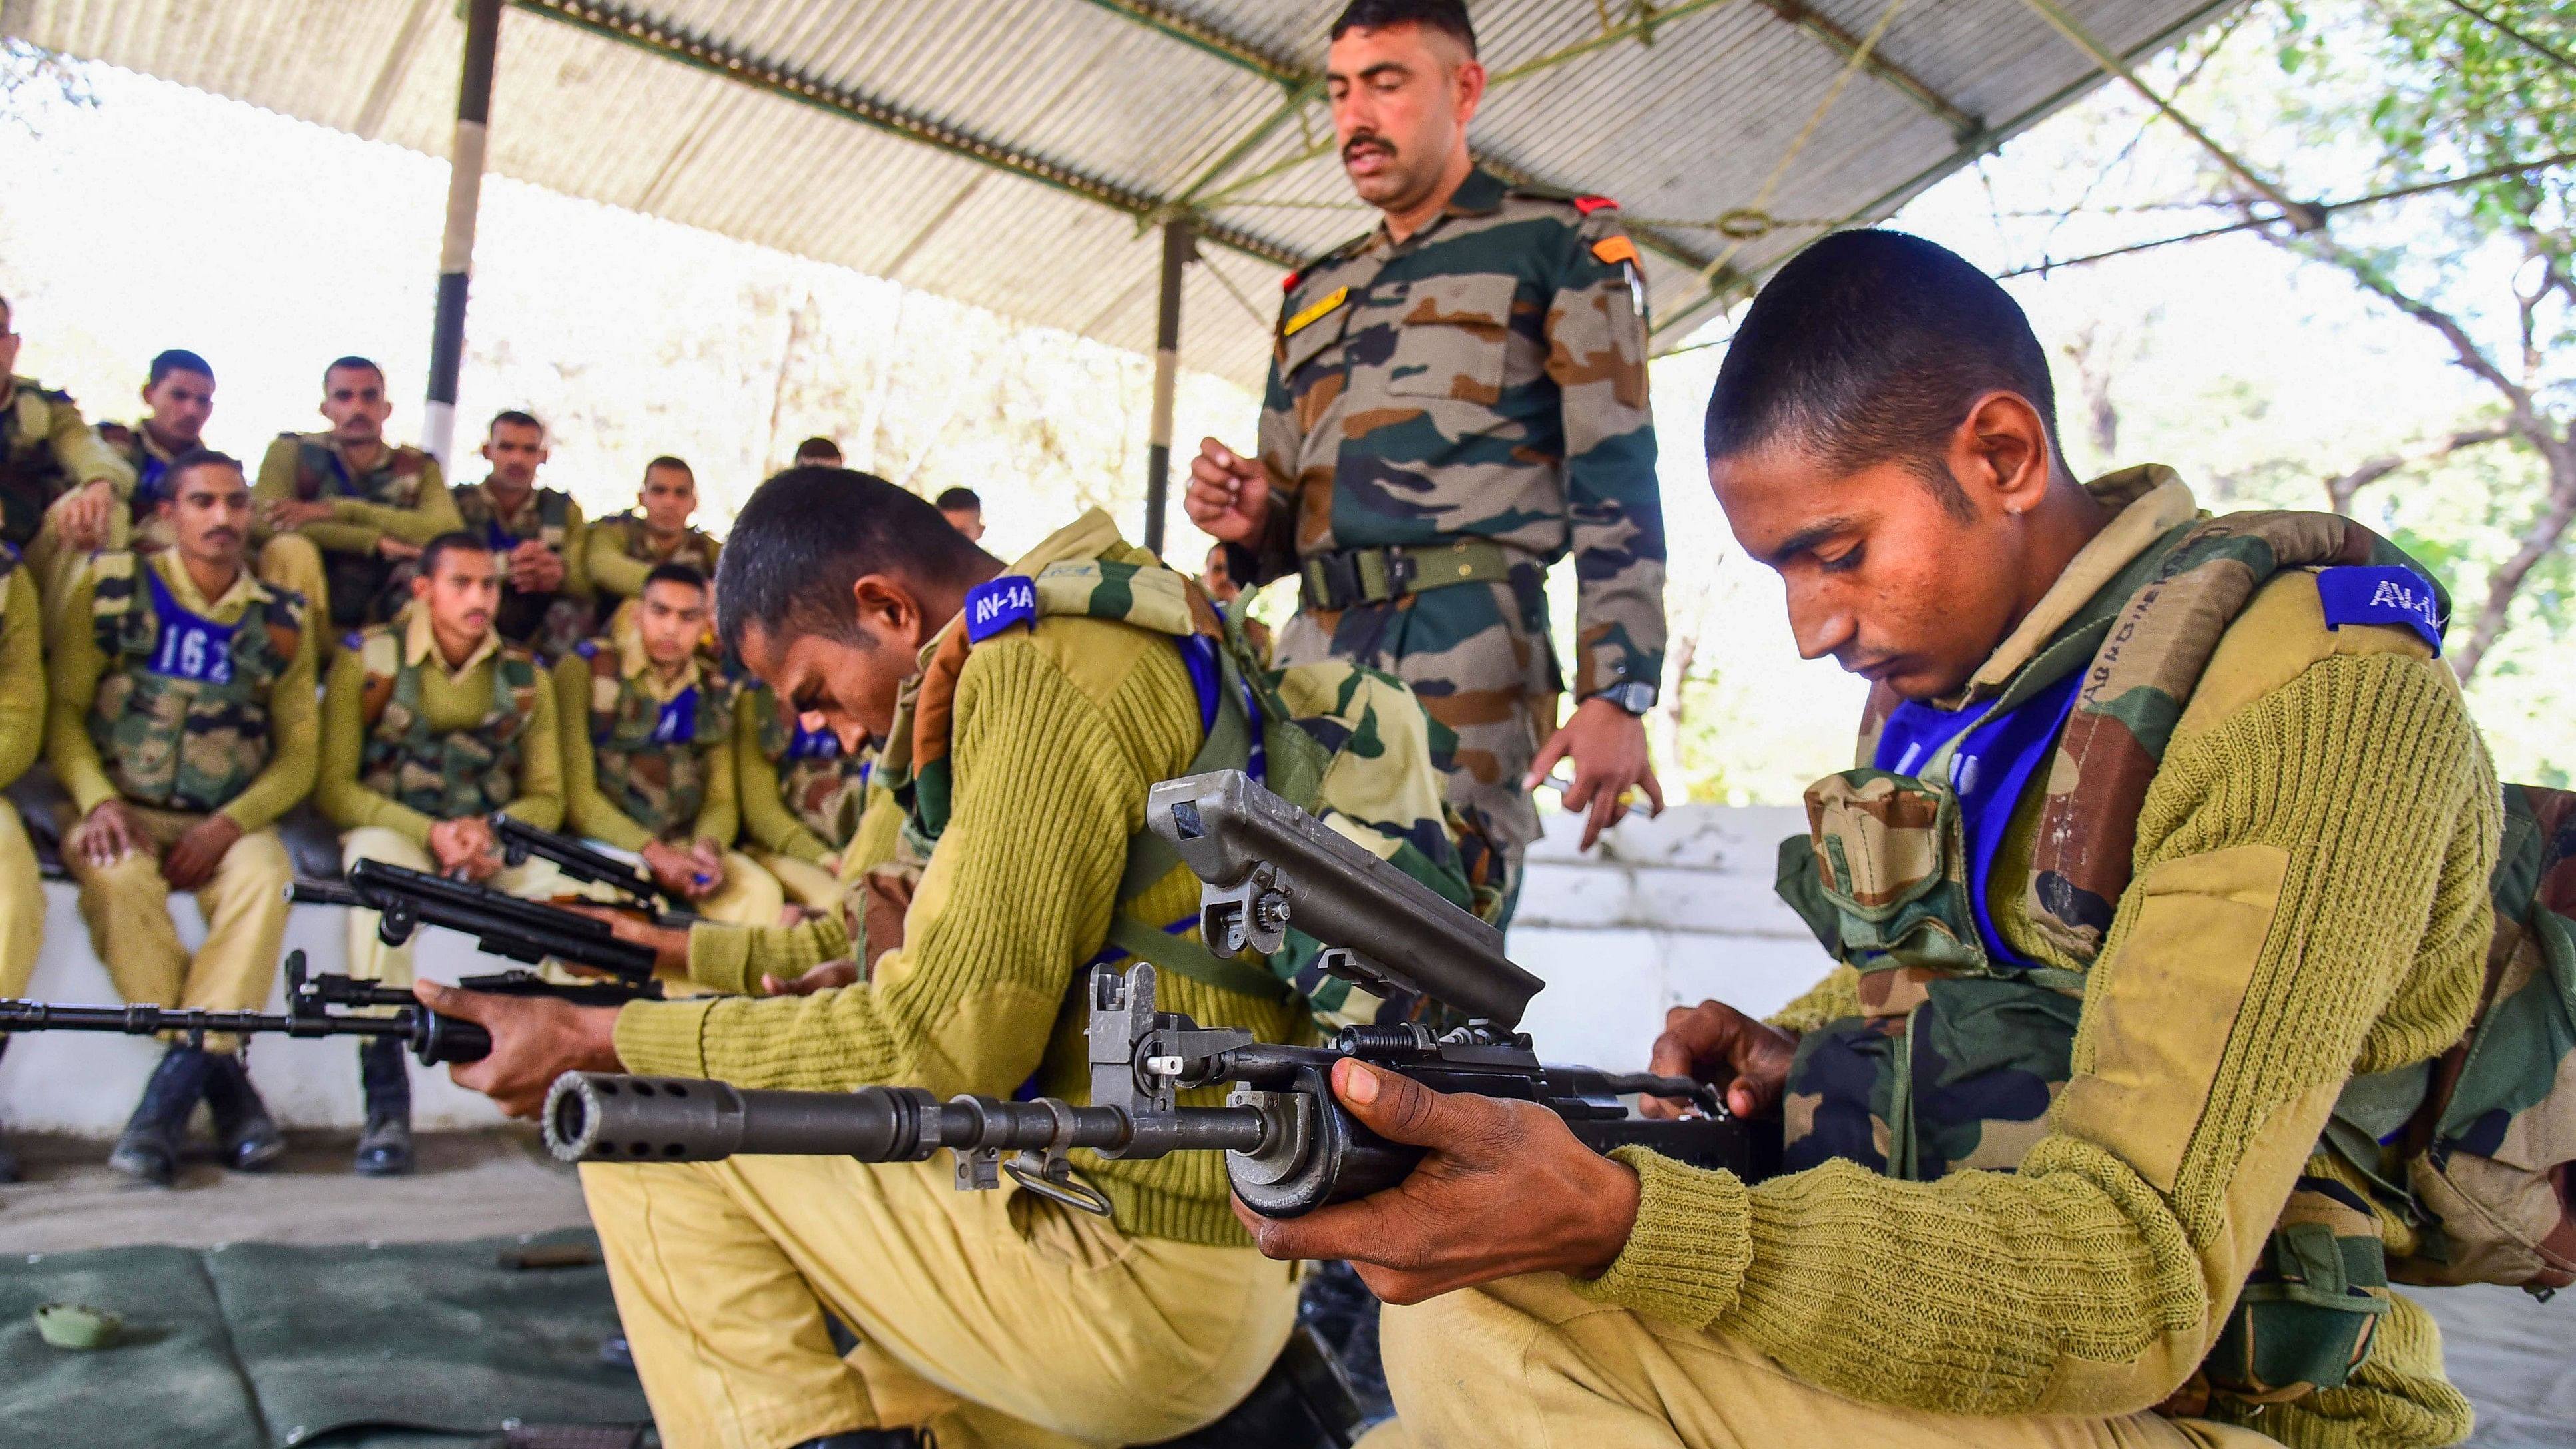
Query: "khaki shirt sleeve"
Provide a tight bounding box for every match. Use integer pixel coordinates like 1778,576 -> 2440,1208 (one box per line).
583,518 -> 654,600
691,730 -> 738,849
555,656 -> 650,851
316,643 -> 435,844
218,600 -> 320,832
45,395 -> 136,497
0,569 -> 48,792
501,659 -> 565,832
734,693 -> 834,864
557,499 -> 594,601
41,567 -> 115,815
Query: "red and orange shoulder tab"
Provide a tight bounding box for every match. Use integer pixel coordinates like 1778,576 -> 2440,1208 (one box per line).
1572,194 -> 1620,215
1280,269 -> 1302,294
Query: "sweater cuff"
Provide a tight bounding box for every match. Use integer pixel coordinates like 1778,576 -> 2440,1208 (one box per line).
613,997 -> 719,1077
686,924 -> 761,998
1570,1145 -> 1752,1329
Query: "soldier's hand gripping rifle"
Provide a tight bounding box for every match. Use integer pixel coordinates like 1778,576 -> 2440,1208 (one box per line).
541,770 -> 1778,1218
290,858 -> 662,984
490,815 -> 698,922
0,950 -> 661,1065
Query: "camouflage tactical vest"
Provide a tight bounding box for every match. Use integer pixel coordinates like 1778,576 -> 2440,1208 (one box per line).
601,513 -> 718,575
354,625 -> 543,819
750,685 -> 870,848
86,554 -> 303,814
455,483 -> 572,551
1,383 -> 79,547
880,533 -> 1502,1033
1777,501 -> 2576,1404
578,638 -> 735,842
290,435 -> 433,630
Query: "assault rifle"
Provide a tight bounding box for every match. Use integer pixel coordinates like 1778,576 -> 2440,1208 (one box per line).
0,950 -> 659,1065
542,770 -> 1778,1218
290,858 -> 661,983
491,816 -> 696,921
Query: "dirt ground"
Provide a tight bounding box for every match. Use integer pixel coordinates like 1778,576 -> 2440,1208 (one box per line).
2,1129 -> 2569,1446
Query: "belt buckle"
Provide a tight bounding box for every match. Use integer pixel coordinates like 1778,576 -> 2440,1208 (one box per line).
1378,548 -> 1417,599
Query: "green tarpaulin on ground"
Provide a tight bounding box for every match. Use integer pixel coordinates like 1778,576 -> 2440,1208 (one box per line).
0,1229 -> 649,1447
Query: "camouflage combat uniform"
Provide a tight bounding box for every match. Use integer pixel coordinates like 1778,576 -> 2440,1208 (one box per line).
252,431 -> 457,633
1236,167 -> 1665,895
583,511 -> 720,603
565,633 -> 737,845
452,478 -> 593,661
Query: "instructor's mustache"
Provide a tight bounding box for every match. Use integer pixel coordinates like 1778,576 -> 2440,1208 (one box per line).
1342,131 -> 1395,165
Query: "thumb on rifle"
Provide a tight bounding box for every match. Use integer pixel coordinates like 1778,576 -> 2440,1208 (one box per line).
411,979 -> 491,1023
1330,1057 -> 1515,1158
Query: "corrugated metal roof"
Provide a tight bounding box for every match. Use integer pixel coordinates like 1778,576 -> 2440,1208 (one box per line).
8,0 -> 2240,388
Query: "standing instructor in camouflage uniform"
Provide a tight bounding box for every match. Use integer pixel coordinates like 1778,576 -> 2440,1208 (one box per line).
1187,0 -> 1666,900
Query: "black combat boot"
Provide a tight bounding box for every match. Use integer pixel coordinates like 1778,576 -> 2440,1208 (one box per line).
0,1035 -> 19,1183
107,1045 -> 216,1187
354,1035 -> 414,1176
204,1051 -> 287,1171
1143,1323 -> 1366,1449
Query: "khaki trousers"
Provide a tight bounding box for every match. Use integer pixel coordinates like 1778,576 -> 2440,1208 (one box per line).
672,848 -> 784,930
1372,1275 -> 2280,1449
745,848 -> 840,914
29,493 -> 132,637
338,826 -> 575,988
0,801 -> 43,998
582,1153 -> 1301,1449
61,806 -> 293,1052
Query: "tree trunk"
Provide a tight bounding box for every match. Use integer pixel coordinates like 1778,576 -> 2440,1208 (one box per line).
2453,437 -> 2576,682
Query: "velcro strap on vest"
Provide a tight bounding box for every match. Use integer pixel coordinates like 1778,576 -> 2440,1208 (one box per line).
1299,539 -> 1514,612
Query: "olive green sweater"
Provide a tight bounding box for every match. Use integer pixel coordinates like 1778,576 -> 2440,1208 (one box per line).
1585,565 -> 2499,1448
613,529 -> 1311,1247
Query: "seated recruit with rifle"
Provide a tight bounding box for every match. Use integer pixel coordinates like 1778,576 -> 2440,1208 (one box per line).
1221,232 -> 2573,1449
555,563 -> 783,931
44,448 -> 318,1185
415,470 -> 1485,1449
314,529 -> 574,1177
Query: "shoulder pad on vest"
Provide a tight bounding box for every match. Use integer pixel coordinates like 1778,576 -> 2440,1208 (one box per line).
357,625 -> 403,679
0,541 -> 19,574
97,420 -> 135,448
2176,571 -> 2442,741
89,549 -> 140,590
88,553 -> 141,646
573,638 -> 601,661
497,641 -> 542,675
390,446 -> 429,477
34,384 -> 74,406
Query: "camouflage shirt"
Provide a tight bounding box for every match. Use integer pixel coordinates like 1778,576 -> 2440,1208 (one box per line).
1244,168 -> 1665,699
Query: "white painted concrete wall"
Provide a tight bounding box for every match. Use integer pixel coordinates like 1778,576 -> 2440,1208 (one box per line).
3,803 -> 1833,1135
1,884 -> 515,1135
1511,804 -> 1835,1073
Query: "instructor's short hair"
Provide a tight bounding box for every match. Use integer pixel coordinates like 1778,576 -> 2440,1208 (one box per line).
716,467 -> 994,657
323,356 -> 384,387
1703,230 -> 2063,516
488,408 -> 544,438
1330,0 -> 1477,56
417,531 -> 492,579
933,487 -> 981,513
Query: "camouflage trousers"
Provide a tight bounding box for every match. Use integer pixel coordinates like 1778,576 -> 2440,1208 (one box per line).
1273,563 -> 1558,909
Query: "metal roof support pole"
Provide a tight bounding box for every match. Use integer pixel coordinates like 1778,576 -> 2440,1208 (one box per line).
2016,0 -> 2323,228
1144,217 -> 1197,557
425,0 -> 502,469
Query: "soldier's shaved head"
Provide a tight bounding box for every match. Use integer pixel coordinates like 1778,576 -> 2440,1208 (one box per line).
718,467 -> 1001,748
1704,230 -> 2070,515
1704,230 -> 2107,703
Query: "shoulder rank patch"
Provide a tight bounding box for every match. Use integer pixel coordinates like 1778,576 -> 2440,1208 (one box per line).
1282,286 -> 1350,340
1280,269 -> 1302,294
2316,565 -> 2445,654
1573,194 -> 1620,214
1591,236 -> 1640,268
963,575 -> 1037,643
